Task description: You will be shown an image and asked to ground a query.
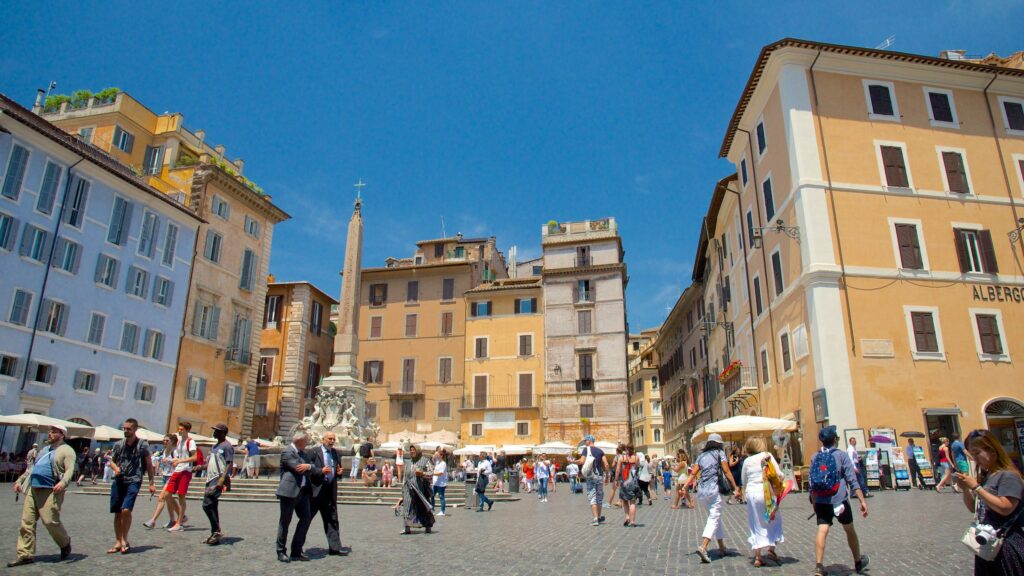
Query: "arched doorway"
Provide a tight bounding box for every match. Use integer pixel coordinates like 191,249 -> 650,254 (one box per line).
984,399 -> 1024,470
66,417 -> 93,454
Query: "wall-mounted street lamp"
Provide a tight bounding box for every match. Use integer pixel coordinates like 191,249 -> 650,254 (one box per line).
1008,217 -> 1024,245
752,219 -> 800,249
701,319 -> 734,341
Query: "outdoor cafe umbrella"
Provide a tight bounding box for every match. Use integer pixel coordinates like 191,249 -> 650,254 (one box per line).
453,444 -> 495,456
377,441 -> 402,453
416,441 -> 455,452
870,435 -> 894,444
0,413 -> 94,438
92,424 -> 125,442
133,427 -> 167,443
498,444 -> 534,456
691,415 -> 798,443
535,441 -> 574,455
900,431 -> 926,438
593,441 -> 619,451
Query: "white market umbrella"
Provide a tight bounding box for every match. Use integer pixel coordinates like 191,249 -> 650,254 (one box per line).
690,415 -> 797,443
535,441 -> 574,455
423,429 -> 459,444
453,444 -> 495,456
189,433 -> 218,446
416,441 -> 454,452
498,444 -> 534,455
0,413 -> 94,438
594,441 -> 618,451
134,427 -> 168,442
92,425 -> 125,442
377,441 -> 402,453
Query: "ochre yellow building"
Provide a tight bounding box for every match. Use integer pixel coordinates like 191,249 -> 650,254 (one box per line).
462,278 -> 546,446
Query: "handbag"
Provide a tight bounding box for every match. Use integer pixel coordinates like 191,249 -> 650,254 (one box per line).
962,492 -> 1023,562
717,453 -> 732,496
581,446 -> 596,477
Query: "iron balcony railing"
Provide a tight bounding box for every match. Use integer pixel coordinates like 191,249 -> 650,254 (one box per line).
387,380 -> 425,397
460,394 -> 541,410
573,288 -> 594,303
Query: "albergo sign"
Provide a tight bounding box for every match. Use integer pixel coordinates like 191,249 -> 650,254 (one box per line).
972,284 -> 1024,303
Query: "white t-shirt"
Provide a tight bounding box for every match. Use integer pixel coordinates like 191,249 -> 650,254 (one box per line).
477,459 -> 492,477
741,452 -> 780,492
433,460 -> 447,487
567,463 -> 579,477
173,437 -> 197,474
847,445 -> 859,469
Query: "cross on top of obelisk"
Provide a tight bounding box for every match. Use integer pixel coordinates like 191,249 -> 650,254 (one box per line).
353,179 -> 366,212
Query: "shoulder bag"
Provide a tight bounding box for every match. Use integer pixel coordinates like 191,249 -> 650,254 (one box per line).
581,446 -> 596,477
962,491 -> 1023,562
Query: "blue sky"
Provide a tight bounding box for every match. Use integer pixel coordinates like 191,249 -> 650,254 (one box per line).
2,2 -> 1022,331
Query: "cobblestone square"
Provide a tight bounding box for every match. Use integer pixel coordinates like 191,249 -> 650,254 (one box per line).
0,483 -> 972,575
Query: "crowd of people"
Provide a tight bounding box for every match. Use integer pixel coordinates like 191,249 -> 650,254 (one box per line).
5,422 -> 1023,574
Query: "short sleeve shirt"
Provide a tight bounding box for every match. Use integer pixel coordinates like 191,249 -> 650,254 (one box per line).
980,471 -> 1024,528
245,441 -> 260,457
433,461 -> 447,487
586,446 -> 606,475
113,438 -> 151,484
951,440 -> 968,463
206,441 -> 234,487
696,449 -> 726,496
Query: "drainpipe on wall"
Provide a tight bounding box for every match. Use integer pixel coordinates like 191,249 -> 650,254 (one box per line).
20,157 -> 84,391
981,73 -> 1024,263
725,183 -> 762,416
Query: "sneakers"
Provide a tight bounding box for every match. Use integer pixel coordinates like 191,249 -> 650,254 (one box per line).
436,512 -> 446,517
167,525 -> 184,533
142,521 -> 155,530
163,520 -> 174,529
696,548 -> 711,564
487,501 -> 493,511
598,515 -> 606,523
855,555 -> 869,574
591,518 -> 600,526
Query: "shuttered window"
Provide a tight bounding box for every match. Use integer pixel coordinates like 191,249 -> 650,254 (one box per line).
2,144 -> 29,200
473,375 -> 487,409
894,224 -> 923,269
474,337 -> 488,359
440,311 -> 453,336
780,333 -> 792,372
746,210 -> 755,248
87,313 -> 105,345
976,314 -> 1003,355
928,91 -> 954,123
880,146 -> 909,188
438,357 -> 452,383
9,290 -> 32,325
753,276 -> 763,316
36,161 -> 61,214
577,310 -> 592,334
162,223 -> 178,266
755,121 -> 767,155
369,283 -> 387,306
112,125 -> 134,153
362,360 -> 383,384
95,254 -> 119,288
762,178 -> 775,220
771,252 -> 784,297
239,249 -> 257,291
954,229 -> 997,274
514,298 -> 538,314
406,281 -> 418,303
519,334 -> 533,356
868,84 -> 895,116
62,176 -> 89,228
369,316 -> 382,338
518,373 -> 533,407
107,197 -> 134,245
442,278 -> 455,300
942,152 -> 969,194
1005,101 -> 1024,131
0,211 -> 18,251
910,312 -> 939,353
404,313 -> 417,337
137,211 -> 159,257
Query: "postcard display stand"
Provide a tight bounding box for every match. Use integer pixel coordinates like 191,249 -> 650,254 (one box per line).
864,449 -> 881,489
910,446 -> 936,487
892,448 -> 911,490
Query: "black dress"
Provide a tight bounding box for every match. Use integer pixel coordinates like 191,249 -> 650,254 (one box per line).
975,471 -> 1024,576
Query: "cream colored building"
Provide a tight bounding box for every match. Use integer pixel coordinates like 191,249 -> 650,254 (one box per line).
627,329 -> 664,458
656,283 -> 708,456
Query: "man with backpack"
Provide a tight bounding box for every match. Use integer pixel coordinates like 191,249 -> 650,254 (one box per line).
574,435 -> 610,526
810,426 -> 869,576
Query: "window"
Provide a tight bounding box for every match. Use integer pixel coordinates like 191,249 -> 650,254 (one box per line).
305,361 -> 321,398
401,401 -> 415,420
404,313 -> 417,337
255,402 -> 268,417
1002,98 -> 1024,132
126,266 -> 149,298
229,314 -> 252,363
654,428 -> 662,442
879,145 -> 910,188
133,382 -> 155,403
191,301 -> 220,340
470,301 -> 491,317
436,401 -> 451,420
120,322 -> 140,354
519,373 -> 533,407
369,316 -> 382,338
369,283 -> 387,306
780,331 -> 792,374
87,312 -> 105,345
771,251 -> 784,297
107,197 -> 134,246
470,422 -> 483,436
244,215 -> 260,237
762,177 -> 775,221
438,357 -> 452,384
152,277 -> 173,306
39,299 -> 67,336
576,279 -> 593,302
110,375 -> 128,399
62,176 -> 89,228
925,88 -> 958,127
954,228 -> 998,274
760,347 -> 770,387
0,354 -> 19,378
36,161 -> 61,214
135,212 -> 158,258
362,360 -> 383,384
77,127 -> 93,142
442,278 -> 455,300
0,211 -> 17,251
440,311 -> 453,336
864,81 -> 898,119
19,224 -> 49,262
406,281 -> 418,303
402,358 -> 416,388
510,421 -> 527,436
905,308 -> 942,358
310,301 -> 323,335
940,150 -> 970,194
577,353 -> 594,391
142,145 -> 162,175
30,361 -> 55,384
224,383 -> 242,408
474,337 -> 488,359
893,223 -> 924,269
73,370 -> 97,393
519,334 -> 533,356
745,209 -> 755,249
578,310 -> 592,334
515,298 -> 538,314
211,195 -> 230,220
264,294 -> 282,327
257,355 -> 275,385
143,329 -> 164,361
186,375 -> 207,401
434,243 -> 444,258
162,223 -> 178,266
580,404 -> 594,418
9,289 -> 32,325
755,119 -> 767,156
94,254 -> 119,289
532,265 -> 543,275
740,158 -> 748,186
576,245 -> 592,267
204,230 -> 223,263
112,125 -> 134,153
51,237 -> 81,274
752,275 -> 763,316
2,144 -> 29,200
973,312 -> 1006,358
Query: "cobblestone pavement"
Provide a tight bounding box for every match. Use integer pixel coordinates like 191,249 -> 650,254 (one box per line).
0,483 -> 972,575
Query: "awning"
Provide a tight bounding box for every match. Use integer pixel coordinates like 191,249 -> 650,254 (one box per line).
0,414 -> 94,438
691,415 -> 798,443
924,408 -> 962,416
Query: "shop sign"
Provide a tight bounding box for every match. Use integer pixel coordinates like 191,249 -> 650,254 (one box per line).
973,285 -> 1024,303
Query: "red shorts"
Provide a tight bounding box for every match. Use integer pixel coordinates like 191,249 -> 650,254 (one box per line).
165,471 -> 192,495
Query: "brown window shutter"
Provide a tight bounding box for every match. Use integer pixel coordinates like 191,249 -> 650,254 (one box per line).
894,224 -> 922,269
953,229 -> 970,273
514,299 -> 520,314
977,315 -> 1003,355
978,230 -> 999,274
881,146 -> 909,187
911,312 -> 938,352
531,298 -> 538,312
942,152 -> 968,194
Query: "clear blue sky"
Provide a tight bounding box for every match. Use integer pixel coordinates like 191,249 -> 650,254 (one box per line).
2,2 -> 1021,331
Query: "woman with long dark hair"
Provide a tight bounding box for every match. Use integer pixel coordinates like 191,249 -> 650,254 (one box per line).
955,429 -> 1023,575
616,444 -> 640,526
693,434 -> 740,564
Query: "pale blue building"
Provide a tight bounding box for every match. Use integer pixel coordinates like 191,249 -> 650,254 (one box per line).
0,94 -> 202,454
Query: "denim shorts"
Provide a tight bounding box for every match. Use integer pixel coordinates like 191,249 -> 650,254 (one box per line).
110,479 -> 141,513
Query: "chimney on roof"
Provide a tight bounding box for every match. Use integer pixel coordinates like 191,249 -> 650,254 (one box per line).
195,130 -> 206,143
33,89 -> 44,113
215,144 -> 226,157
235,158 -> 244,175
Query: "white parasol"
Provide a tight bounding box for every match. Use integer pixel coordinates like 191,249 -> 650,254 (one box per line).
416,441 -> 455,451
134,427 -> 168,442
690,415 -> 798,443
534,441 -> 574,455
453,444 -> 495,456
0,413 -> 94,438
92,425 -> 125,442
498,444 -> 534,455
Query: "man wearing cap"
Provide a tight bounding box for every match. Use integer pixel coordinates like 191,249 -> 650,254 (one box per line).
573,435 -> 610,526
9,426 -> 76,567
812,426 -> 869,576
202,424 -> 234,545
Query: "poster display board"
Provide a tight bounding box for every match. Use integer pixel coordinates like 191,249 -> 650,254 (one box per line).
892,447 -> 911,490
864,448 -> 880,489
909,445 -> 936,487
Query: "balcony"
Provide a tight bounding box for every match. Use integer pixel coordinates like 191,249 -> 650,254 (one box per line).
573,288 -> 594,304
387,380 -> 425,398
575,378 -> 595,392
460,394 -> 541,410
542,217 -> 617,245
722,366 -> 757,414
575,255 -> 592,267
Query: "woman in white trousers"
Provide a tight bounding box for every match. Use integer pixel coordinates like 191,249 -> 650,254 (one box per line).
693,433 -> 741,563
741,437 -> 785,567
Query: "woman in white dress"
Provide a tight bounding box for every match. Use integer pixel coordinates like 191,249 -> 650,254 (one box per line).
741,437 -> 784,567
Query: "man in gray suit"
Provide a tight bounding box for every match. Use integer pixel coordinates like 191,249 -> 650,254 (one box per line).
276,431 -> 320,563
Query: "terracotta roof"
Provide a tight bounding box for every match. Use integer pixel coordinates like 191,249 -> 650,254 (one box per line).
267,281 -> 339,304
720,38 -> 1024,158
0,92 -> 203,222
363,261 -> 472,274
415,236 -> 490,246
465,278 -> 542,294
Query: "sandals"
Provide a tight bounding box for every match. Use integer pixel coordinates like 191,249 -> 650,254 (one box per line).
753,557 -> 764,568
121,544 -> 131,555
766,550 -> 781,564
107,546 -> 122,554
814,563 -> 827,576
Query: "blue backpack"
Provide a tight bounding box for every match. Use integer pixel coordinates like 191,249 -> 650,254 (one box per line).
809,448 -> 841,497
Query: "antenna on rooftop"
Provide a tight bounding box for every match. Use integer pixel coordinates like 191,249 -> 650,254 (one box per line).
875,35 -> 896,50
441,216 -> 447,239
45,81 -> 57,99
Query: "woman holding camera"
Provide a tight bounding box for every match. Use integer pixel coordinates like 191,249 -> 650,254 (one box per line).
954,429 -> 1024,575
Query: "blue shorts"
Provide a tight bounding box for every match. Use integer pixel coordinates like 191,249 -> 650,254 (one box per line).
110,479 -> 141,513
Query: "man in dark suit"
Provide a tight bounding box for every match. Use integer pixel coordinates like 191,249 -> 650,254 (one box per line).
307,431 -> 350,556
276,431 -> 320,563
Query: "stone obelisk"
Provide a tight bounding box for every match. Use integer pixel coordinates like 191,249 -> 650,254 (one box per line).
318,193 -> 369,446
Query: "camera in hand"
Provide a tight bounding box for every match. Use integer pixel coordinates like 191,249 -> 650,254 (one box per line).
974,524 -> 999,546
